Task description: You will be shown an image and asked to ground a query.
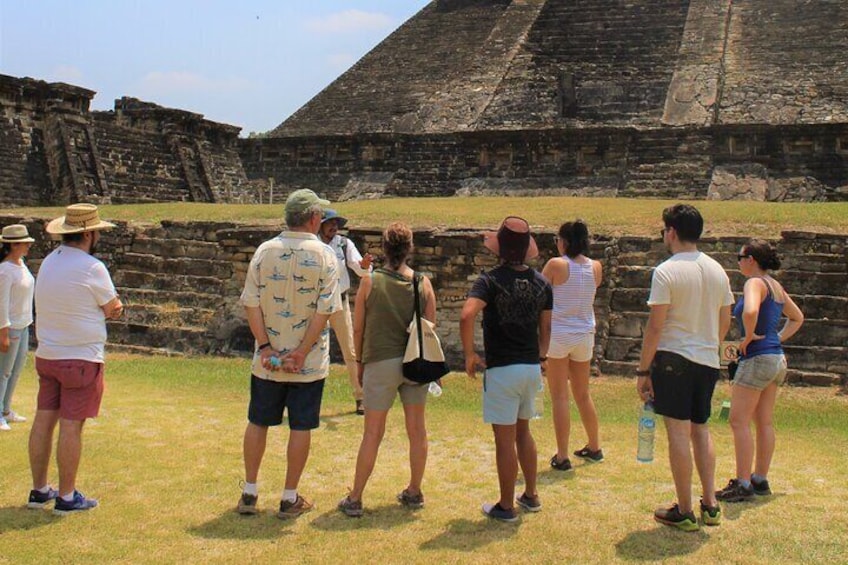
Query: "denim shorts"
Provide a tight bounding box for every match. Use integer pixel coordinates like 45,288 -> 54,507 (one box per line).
734,354 -> 787,391
482,364 -> 541,425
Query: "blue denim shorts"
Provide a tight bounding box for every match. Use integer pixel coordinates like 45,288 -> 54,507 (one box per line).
482,364 -> 541,425
734,354 -> 787,390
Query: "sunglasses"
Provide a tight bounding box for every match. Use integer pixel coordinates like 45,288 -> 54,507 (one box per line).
737,254 -> 749,261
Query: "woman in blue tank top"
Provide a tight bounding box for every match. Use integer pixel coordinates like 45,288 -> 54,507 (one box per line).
717,239 -> 804,503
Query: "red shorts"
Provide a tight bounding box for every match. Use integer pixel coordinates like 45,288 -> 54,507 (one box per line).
35,357 -> 105,421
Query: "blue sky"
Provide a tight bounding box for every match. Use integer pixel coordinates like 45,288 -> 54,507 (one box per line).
0,1 -> 429,135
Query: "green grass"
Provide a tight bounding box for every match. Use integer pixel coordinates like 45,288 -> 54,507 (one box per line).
2,355 -> 847,564
6,198 -> 848,238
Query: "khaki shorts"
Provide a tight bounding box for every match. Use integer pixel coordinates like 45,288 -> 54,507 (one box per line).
362,357 -> 428,411
733,354 -> 787,391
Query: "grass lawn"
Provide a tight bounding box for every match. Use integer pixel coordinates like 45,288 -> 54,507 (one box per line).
6,198 -> 848,238
1,355 -> 847,564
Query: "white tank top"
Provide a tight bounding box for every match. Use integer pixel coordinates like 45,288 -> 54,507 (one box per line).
551,256 -> 596,342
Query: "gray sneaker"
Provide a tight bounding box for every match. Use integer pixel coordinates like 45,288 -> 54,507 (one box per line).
337,496 -> 363,517
277,495 -> 313,519
482,502 -> 519,523
396,489 -> 424,509
237,492 -> 258,515
516,493 -> 541,513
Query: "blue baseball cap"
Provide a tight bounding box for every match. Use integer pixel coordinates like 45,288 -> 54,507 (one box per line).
321,209 -> 348,228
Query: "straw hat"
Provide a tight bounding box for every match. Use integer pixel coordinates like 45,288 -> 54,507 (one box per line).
0,224 -> 35,243
483,216 -> 539,263
45,203 -> 116,235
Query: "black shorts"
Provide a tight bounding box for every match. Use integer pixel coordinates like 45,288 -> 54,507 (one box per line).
248,375 -> 325,430
651,351 -> 719,424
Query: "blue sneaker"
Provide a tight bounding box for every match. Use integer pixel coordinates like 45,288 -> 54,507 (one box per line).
53,491 -> 98,516
27,487 -> 59,509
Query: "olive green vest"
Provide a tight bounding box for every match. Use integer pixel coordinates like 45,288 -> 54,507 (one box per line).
362,269 -> 417,364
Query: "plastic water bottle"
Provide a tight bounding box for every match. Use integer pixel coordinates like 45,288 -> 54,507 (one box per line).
637,401 -> 656,463
428,381 -> 442,397
533,379 -> 545,419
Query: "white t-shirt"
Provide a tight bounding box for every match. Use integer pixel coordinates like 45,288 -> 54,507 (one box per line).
647,251 -> 733,369
35,245 -> 118,362
0,261 -> 35,329
326,234 -> 371,294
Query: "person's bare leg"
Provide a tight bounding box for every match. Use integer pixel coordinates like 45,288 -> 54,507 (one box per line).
492,423 -> 518,509
57,419 -> 85,496
664,417 -> 693,513
402,403 -> 427,494
569,359 -> 600,451
29,409 -> 60,489
348,409 -> 389,501
283,430 -> 312,491
546,357 -> 571,462
753,382 -> 779,479
691,422 -> 717,507
243,422 -> 268,484
728,385 -> 760,482
515,418 -> 537,498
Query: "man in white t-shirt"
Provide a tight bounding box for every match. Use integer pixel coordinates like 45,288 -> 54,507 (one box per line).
636,204 -> 733,532
28,204 -> 123,515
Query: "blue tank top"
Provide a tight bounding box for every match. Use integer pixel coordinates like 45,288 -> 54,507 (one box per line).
733,277 -> 783,359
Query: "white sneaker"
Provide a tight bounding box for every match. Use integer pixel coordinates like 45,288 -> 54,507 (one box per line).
3,411 -> 26,423
0,418 -> 10,431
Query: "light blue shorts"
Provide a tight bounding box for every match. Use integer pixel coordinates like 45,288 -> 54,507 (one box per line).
482,364 -> 541,425
734,354 -> 787,391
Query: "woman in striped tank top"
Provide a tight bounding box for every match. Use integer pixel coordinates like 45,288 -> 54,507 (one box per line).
541,220 -> 604,471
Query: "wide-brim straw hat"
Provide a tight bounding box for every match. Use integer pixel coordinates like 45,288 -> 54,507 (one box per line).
46,203 -> 116,235
483,216 -> 539,263
0,224 -> 35,243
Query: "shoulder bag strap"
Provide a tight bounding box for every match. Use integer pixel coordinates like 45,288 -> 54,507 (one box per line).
412,273 -> 424,360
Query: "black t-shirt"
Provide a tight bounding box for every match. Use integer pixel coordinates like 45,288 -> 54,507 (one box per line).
469,265 -> 553,369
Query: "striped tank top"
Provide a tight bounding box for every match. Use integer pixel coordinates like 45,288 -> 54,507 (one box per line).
551,256 -> 597,346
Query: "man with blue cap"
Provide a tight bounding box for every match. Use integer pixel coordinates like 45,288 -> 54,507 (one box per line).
319,209 -> 372,415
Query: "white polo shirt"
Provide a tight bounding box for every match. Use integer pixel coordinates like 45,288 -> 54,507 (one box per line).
35,245 -> 118,363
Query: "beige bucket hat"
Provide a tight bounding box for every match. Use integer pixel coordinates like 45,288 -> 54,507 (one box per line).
46,203 -> 116,235
0,224 -> 35,243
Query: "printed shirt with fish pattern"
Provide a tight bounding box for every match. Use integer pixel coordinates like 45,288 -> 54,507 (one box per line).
240,231 -> 341,383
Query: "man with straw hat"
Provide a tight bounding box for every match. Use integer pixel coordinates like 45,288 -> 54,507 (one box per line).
28,203 -> 123,515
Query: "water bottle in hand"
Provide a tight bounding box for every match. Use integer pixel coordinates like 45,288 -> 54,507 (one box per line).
268,355 -> 282,370
637,401 -> 656,463
428,381 -> 442,397
533,379 -> 545,419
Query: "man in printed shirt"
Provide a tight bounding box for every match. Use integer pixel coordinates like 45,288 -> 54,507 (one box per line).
237,189 -> 341,519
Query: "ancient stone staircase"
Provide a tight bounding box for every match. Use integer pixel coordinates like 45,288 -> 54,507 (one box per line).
93,118 -> 190,203
107,234 -> 231,355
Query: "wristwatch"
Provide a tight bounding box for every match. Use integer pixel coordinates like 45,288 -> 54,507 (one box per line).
635,368 -> 650,377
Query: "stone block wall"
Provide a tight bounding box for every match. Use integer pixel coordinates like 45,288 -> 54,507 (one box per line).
4,214 -> 845,386
0,75 -> 252,207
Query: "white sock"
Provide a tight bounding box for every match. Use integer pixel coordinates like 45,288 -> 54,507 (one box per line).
37,485 -> 52,494
242,482 -> 258,496
60,492 -> 75,502
282,489 -> 297,503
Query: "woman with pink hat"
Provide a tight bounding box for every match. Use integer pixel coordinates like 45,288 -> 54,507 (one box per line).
0,224 -> 36,431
